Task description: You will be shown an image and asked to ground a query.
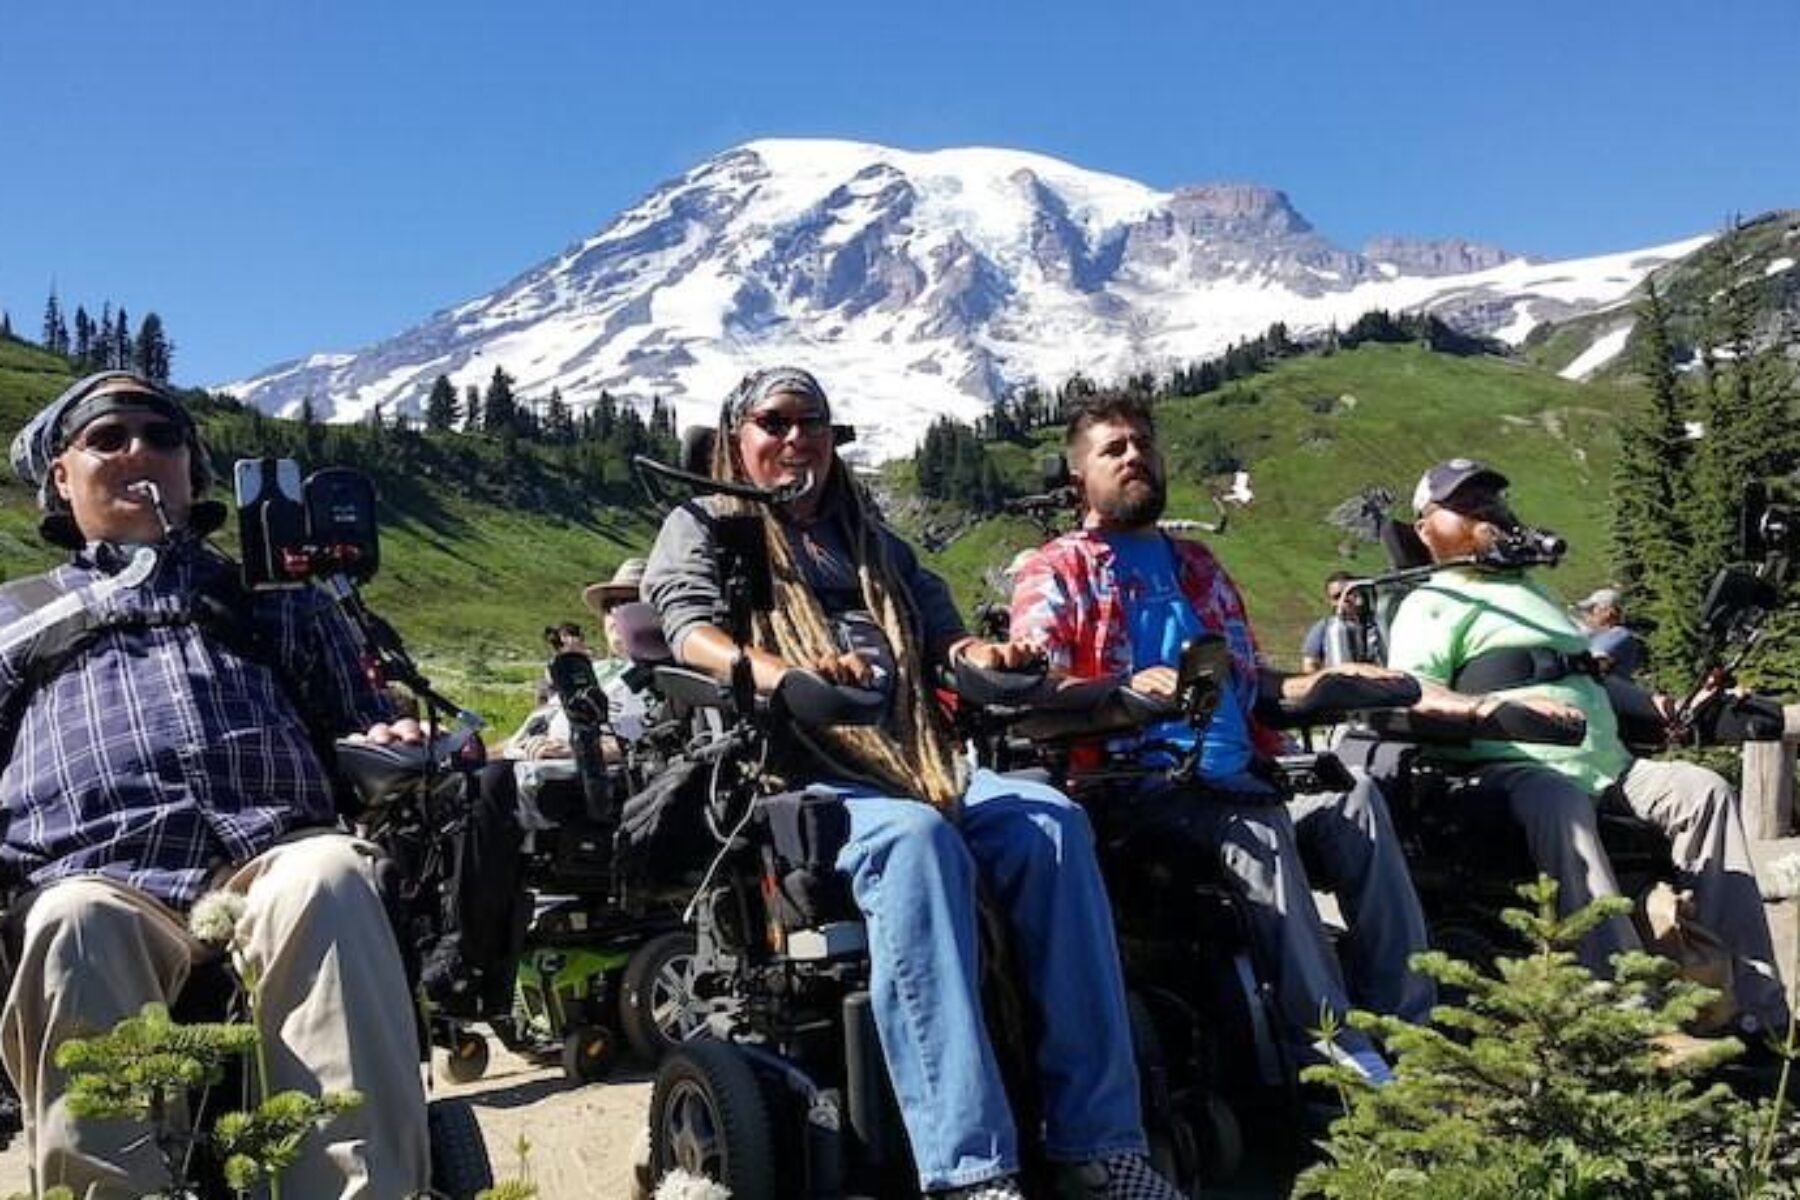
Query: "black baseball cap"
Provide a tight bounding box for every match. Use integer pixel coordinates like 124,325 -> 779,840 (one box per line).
1412,458 -> 1510,515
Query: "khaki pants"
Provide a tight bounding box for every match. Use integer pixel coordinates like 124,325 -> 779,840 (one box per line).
1470,758 -> 1790,1034
1,831 -> 430,1199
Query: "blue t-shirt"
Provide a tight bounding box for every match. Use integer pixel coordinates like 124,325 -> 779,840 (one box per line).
1589,625 -> 1645,679
1105,533 -> 1260,784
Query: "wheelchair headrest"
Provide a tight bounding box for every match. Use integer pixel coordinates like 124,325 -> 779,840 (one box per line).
1380,515 -> 1433,570
613,601 -> 674,665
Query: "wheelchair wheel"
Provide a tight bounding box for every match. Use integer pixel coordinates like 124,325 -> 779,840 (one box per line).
650,1041 -> 778,1200
438,1028 -> 491,1085
562,1023 -> 619,1082
1191,1091 -> 1244,1186
1128,992 -> 1209,1194
428,1097 -> 495,1199
622,930 -> 704,1063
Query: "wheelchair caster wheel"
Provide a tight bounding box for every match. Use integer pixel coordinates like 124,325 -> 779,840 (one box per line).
562,1024 -> 617,1082
439,1030 -> 491,1085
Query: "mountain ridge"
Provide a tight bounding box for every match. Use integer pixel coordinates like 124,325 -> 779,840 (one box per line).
223,138 -> 1710,460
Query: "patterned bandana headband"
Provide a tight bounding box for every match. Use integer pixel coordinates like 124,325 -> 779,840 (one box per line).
722,367 -> 831,427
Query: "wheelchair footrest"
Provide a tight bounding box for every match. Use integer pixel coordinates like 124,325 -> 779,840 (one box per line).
786,922 -> 867,961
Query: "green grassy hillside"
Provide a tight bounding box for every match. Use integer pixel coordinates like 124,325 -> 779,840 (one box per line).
2,335 -> 1646,714
910,342 -> 1643,665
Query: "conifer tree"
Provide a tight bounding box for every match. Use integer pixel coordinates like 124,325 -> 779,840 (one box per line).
113,306 -> 130,369
462,385 -> 482,432
594,390 -> 618,441
132,313 -> 172,382
98,303 -> 115,368
42,291 -> 69,356
73,306 -> 94,365
482,366 -> 518,434
1610,280 -> 1698,679
0,310 -> 11,339
424,375 -> 458,431
542,387 -> 573,443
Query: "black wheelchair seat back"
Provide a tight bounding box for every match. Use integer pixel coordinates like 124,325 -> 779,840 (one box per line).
755,788 -> 857,935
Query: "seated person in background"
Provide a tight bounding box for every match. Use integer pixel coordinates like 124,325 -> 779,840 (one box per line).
1301,570 -> 1383,671
500,676 -> 570,761
643,366 -> 1182,1200
580,557 -> 652,744
1574,586 -> 1647,680
1011,392 -> 1433,1082
0,371 -> 427,1198
427,565 -> 658,1013
1385,458 -> 1790,1043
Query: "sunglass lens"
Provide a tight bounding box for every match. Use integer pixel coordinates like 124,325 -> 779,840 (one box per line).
82,426 -> 129,453
78,422 -> 184,454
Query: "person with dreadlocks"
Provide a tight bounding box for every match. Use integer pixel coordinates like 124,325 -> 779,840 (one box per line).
641,367 -> 1182,1200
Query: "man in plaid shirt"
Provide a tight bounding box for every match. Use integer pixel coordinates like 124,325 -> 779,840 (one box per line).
1010,392 -> 1432,1083
0,372 -> 428,1198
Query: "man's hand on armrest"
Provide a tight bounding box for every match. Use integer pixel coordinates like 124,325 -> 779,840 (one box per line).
1411,678 -> 1584,728
1276,661 -> 1410,704
948,637 -> 1041,673
1128,666 -> 1178,701
360,717 -> 425,746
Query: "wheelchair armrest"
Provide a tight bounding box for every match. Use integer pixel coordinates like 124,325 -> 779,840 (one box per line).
1259,672 -> 1422,729
944,658 -> 1048,708
1011,687 -> 1175,744
1361,702 -> 1586,747
334,739 -> 440,811
772,670 -> 886,728
653,666 -> 735,713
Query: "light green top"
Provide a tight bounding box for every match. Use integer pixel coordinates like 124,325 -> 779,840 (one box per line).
1386,568 -> 1631,792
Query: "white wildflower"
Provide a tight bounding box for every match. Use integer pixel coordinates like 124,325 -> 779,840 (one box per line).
188,890 -> 247,947
1763,852 -> 1800,902
654,1170 -> 731,1200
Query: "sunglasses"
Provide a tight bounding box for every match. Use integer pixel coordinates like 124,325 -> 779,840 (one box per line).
744,410 -> 831,440
73,420 -> 186,456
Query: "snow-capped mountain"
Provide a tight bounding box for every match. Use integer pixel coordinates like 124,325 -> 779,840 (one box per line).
223,138 -> 1711,461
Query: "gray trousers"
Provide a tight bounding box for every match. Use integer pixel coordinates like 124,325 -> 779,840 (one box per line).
1115,774 -> 1434,1056
0,831 -> 431,1200
1469,758 -> 1790,1033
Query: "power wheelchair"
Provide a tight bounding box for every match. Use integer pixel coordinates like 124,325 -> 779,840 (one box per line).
632,452 -> 1195,1198
0,461 -> 500,1194
422,621 -> 711,1086
1323,512 -> 1787,975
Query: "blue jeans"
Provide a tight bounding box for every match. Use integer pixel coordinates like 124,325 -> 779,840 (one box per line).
830,769 -> 1145,1191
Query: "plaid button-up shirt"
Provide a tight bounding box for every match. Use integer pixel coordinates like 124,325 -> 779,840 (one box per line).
0,539 -> 391,907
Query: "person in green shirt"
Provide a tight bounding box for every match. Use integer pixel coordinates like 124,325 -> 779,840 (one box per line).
1385,458 -> 1790,1041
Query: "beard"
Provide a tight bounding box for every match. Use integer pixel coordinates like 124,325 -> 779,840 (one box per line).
1092,476 -> 1167,529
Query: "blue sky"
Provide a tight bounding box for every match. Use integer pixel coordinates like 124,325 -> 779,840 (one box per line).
2,0 -> 1794,386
